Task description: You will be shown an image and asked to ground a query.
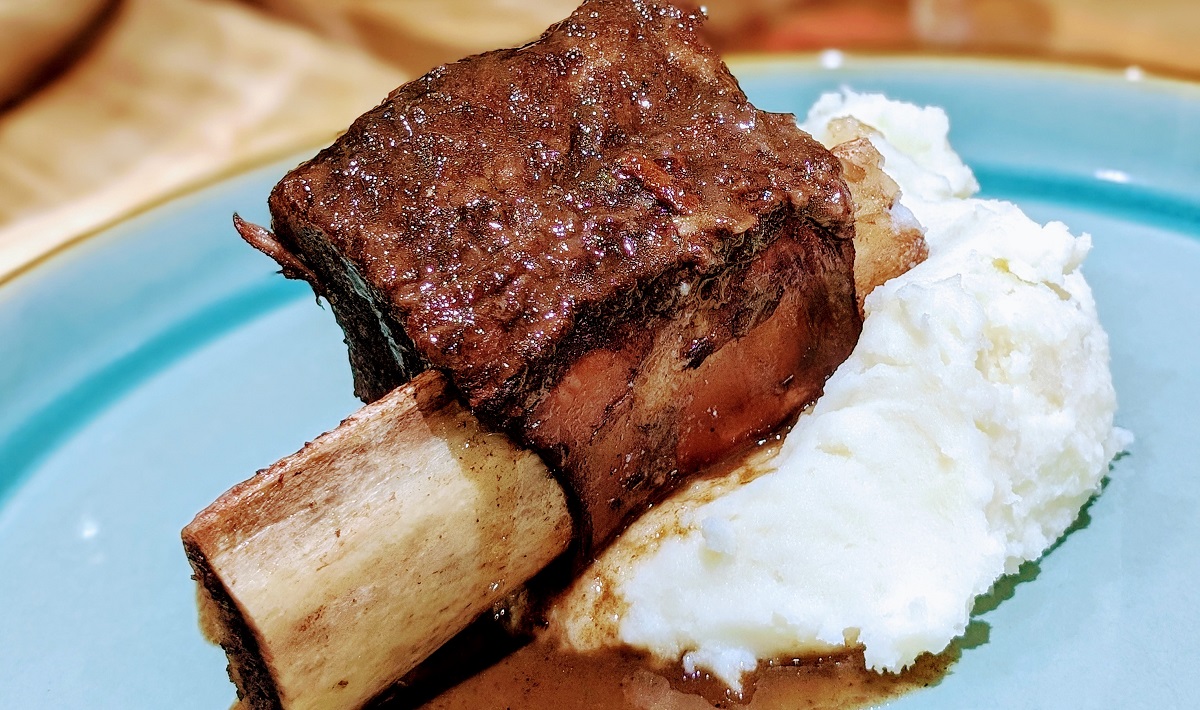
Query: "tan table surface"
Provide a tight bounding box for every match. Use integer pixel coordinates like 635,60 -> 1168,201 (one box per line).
1,0 -> 1197,283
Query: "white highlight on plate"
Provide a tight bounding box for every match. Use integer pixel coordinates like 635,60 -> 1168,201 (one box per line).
1094,168 -> 1132,184
819,49 -> 845,70
79,515 -> 100,540
1124,65 -> 1145,82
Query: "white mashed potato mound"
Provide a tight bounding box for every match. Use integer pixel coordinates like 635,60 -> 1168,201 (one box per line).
551,90 -> 1130,691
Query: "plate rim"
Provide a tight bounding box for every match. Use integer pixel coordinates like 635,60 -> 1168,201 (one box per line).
2,52 -> 1198,292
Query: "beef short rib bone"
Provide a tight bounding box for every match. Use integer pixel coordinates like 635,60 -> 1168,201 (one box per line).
241,0 -> 861,552
184,371 -> 573,710
202,1 -> 861,707
189,140 -> 913,709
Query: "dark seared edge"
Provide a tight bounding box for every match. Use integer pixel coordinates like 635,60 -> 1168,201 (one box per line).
274,219 -> 429,403
237,214 -> 428,403
184,539 -> 283,710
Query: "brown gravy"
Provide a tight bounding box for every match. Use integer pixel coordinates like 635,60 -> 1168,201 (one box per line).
415,639 -> 952,710
386,437 -> 953,710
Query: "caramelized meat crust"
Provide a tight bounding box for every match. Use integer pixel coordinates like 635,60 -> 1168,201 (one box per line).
827,117 -> 929,315
250,0 -> 861,549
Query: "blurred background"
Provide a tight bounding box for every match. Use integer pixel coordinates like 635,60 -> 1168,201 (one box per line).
1,0 -> 1197,280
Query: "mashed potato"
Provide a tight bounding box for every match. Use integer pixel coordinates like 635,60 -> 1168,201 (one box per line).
551,91 -> 1130,691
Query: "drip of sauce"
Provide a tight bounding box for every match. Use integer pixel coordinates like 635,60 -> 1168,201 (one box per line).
415,638 -> 952,710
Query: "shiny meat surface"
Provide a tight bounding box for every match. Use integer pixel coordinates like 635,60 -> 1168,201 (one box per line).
251,0 -> 861,550
529,214 -> 858,545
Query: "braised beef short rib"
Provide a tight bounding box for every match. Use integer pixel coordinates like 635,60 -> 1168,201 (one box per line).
239,0 -> 861,551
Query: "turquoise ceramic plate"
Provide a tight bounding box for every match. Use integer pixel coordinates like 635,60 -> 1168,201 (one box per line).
1,57 -> 1197,709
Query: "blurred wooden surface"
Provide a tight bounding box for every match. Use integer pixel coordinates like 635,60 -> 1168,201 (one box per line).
1,0 -> 1197,280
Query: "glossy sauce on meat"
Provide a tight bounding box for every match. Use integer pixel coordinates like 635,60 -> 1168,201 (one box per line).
269,0 -> 852,413
257,0 -> 861,552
